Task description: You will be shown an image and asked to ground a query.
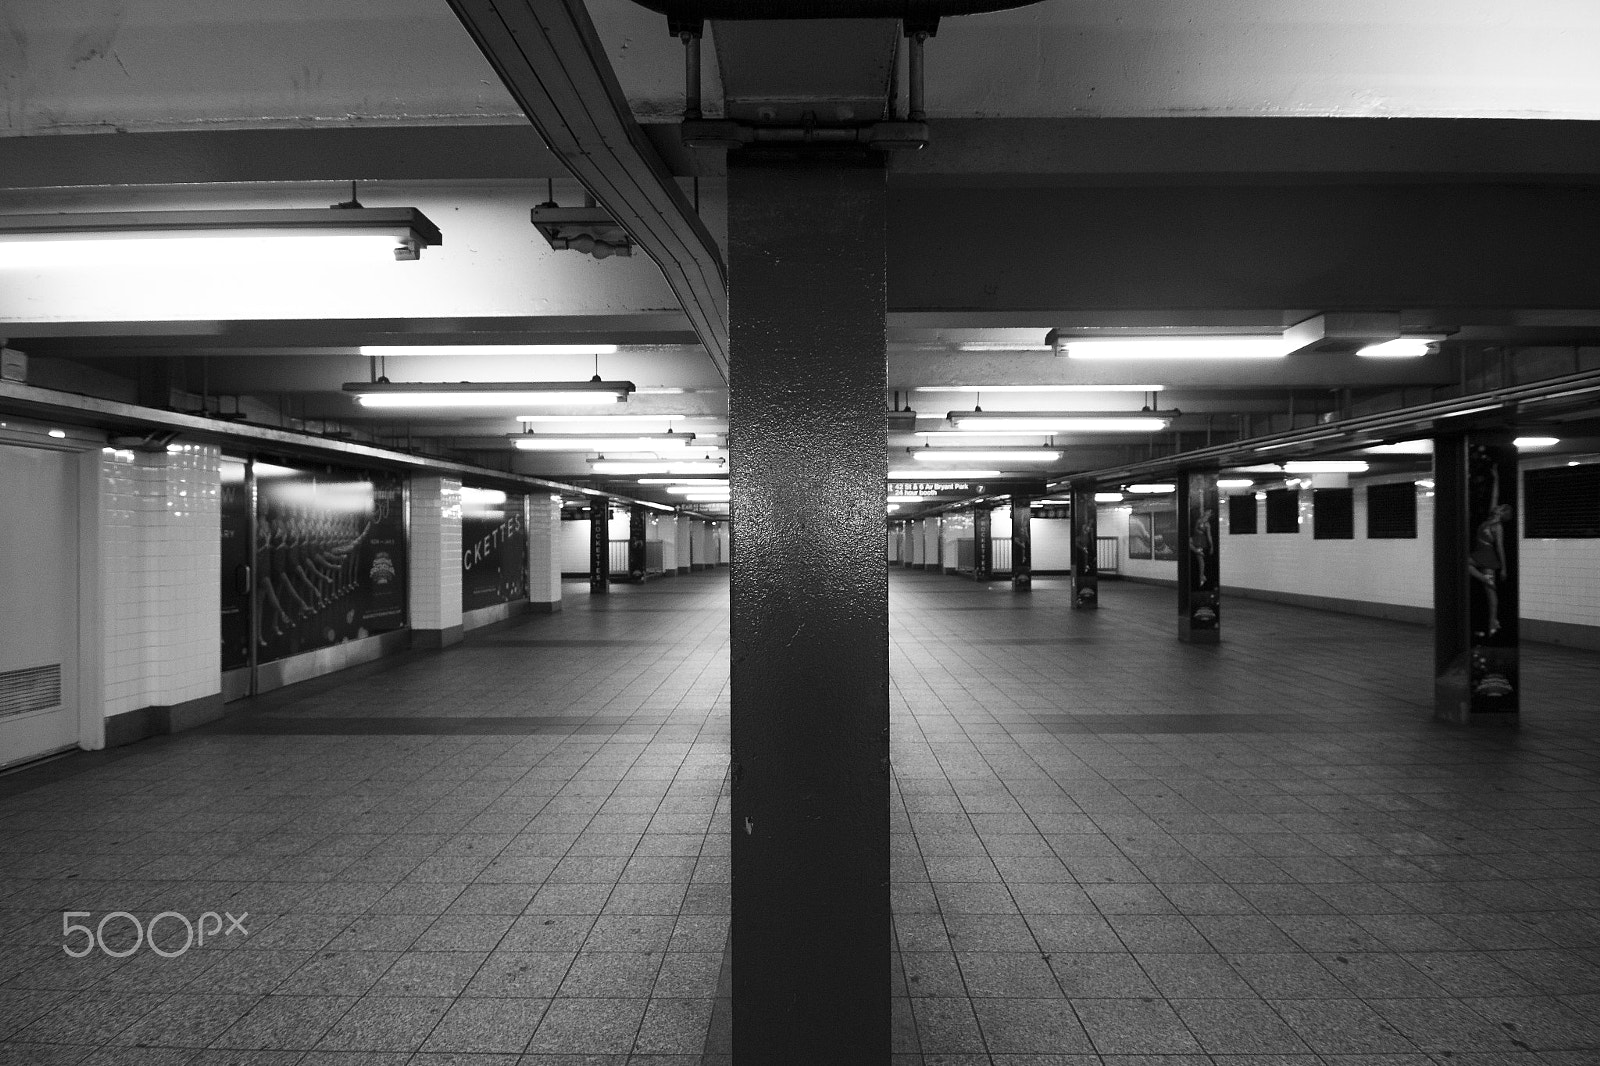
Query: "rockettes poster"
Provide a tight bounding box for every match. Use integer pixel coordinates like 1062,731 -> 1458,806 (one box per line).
254,464 -> 407,664
462,493 -> 528,611
1467,443 -> 1518,711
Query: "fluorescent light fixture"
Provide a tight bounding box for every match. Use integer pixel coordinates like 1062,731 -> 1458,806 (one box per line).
518,414 -> 691,425
949,410 -> 1171,433
1094,492 -> 1124,503
1056,336 -> 1293,360
1127,484 -> 1175,494
344,378 -> 633,407
1356,336 -> 1443,358
252,461 -> 299,478
1365,439 -> 1434,455
1217,478 -> 1254,489
590,459 -> 726,474
1416,479 -> 1436,489
512,432 -> 695,452
638,500 -> 677,512
664,483 -> 729,495
641,478 -> 728,487
913,384 -> 1163,393
1514,436 -> 1560,448
887,504 -> 901,512
1282,460 -> 1369,473
910,448 -> 1061,463
459,487 -> 507,505
47,429 -> 66,438
0,207 -> 441,266
360,344 -> 617,357
888,468 -> 1001,479
955,342 -> 1055,352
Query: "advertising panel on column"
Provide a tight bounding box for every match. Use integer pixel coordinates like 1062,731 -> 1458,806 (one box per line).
1466,441 -> 1518,712
461,488 -> 528,611
254,461 -> 406,664
220,458 -> 251,671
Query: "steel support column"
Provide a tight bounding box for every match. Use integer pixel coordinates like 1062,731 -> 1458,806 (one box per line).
628,503 -> 648,582
1177,468 -> 1221,643
973,505 -> 993,581
727,154 -> 889,1064
589,500 -> 610,595
1434,430 -> 1520,725
1070,483 -> 1100,609
1010,494 -> 1032,590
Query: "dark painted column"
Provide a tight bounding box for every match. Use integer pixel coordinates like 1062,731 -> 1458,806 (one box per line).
728,153 -> 889,1064
973,506 -> 993,581
1177,468 -> 1221,642
588,500 -> 609,595
1010,494 -> 1032,590
1070,483 -> 1099,609
1434,430 -> 1519,724
627,503 -> 647,582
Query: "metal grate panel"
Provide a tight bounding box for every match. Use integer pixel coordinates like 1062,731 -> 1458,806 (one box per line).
0,664 -> 62,718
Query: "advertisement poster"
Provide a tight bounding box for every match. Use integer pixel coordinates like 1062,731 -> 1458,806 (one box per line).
1127,512 -> 1153,559
219,459 -> 251,671
1466,442 -> 1518,712
255,464 -> 406,664
462,492 -> 527,611
1151,508 -> 1179,561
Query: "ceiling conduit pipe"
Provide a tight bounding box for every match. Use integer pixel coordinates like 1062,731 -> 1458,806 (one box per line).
446,0 -> 730,380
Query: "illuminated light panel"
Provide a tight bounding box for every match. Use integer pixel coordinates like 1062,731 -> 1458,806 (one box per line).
513,433 -> 695,452
1357,336 -> 1443,358
590,460 -> 726,474
910,449 -> 1061,463
641,478 -> 728,487
1282,460 -> 1370,473
1059,336 -> 1293,360
0,234 -> 408,268
888,468 -> 1000,479
1216,478 -> 1254,489
346,379 -> 633,407
1127,484 -> 1175,494
1365,440 -> 1434,455
459,488 -> 507,505
361,344 -> 617,357
1514,436 -> 1560,448
949,411 -> 1171,433
913,384 -> 1164,393
664,483 -> 729,495
1094,492 -> 1124,503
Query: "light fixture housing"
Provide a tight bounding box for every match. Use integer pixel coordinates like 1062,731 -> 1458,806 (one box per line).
948,410 -> 1173,433
0,206 -> 442,265
913,384 -> 1165,393
1126,483 -> 1176,494
344,379 -> 634,408
1282,460 -> 1370,473
512,432 -> 695,451
1047,332 -> 1293,360
909,448 -> 1062,462
1514,436 -> 1560,449
361,344 -> 618,357
1094,491 -> 1124,503
1356,336 -> 1445,358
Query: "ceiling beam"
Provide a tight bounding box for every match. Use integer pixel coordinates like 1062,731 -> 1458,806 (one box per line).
446,0 -> 730,379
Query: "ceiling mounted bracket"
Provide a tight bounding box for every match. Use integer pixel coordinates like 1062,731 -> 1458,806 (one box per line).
530,197 -> 635,260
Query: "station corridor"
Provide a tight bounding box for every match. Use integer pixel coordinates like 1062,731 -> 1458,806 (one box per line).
2,569 -> 1599,1064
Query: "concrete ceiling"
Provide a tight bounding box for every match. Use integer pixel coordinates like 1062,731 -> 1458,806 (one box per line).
3,0 -> 1600,510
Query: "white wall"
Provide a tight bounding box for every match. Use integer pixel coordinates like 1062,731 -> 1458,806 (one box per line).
1034,515 -> 1073,572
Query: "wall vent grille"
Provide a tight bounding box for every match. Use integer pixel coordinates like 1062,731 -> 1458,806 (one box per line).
0,664 -> 62,718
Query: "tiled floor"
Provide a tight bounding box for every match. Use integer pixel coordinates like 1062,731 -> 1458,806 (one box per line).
2,568 -> 1598,1065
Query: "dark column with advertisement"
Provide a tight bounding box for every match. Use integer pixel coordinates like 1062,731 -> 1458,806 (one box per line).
1070,483 -> 1100,609
1434,430 -> 1519,724
589,499 -> 610,595
1177,469 -> 1221,643
973,506 -> 993,581
220,458 -> 252,680
628,503 -> 648,582
1010,494 -> 1032,590
728,154 -> 889,1063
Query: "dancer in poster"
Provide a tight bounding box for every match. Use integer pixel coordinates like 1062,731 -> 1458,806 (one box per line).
1189,501 -> 1214,590
1468,466 -> 1512,637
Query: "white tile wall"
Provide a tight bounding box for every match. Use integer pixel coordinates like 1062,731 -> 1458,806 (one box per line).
99,444 -> 222,718
525,493 -> 562,604
409,476 -> 463,631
